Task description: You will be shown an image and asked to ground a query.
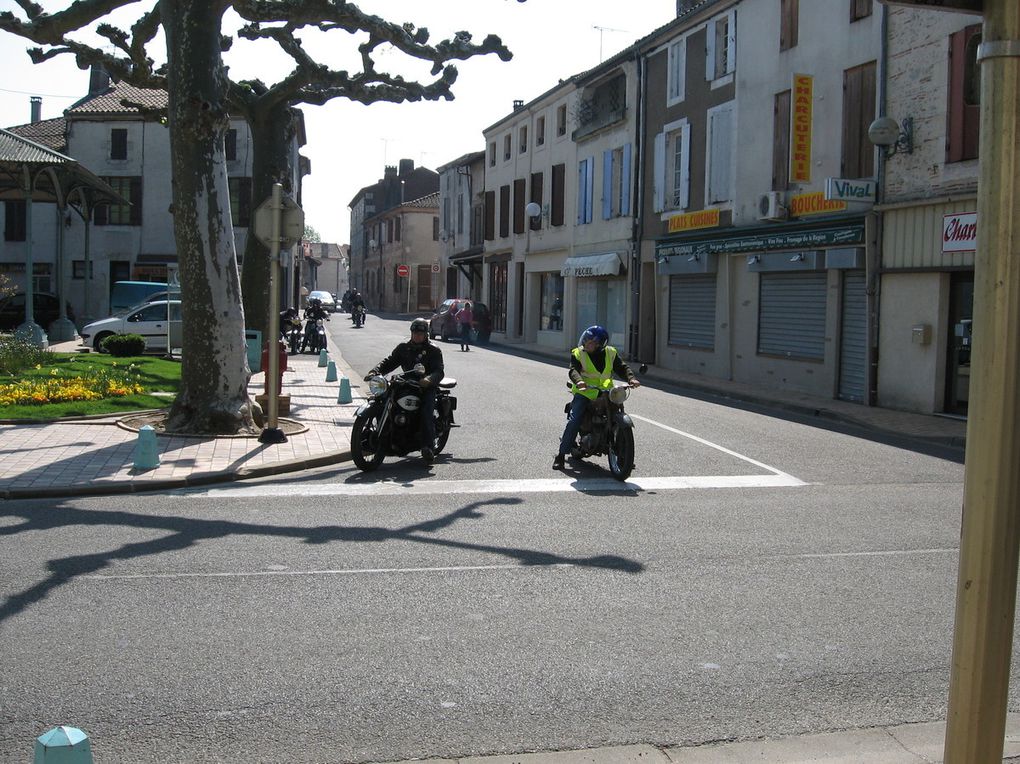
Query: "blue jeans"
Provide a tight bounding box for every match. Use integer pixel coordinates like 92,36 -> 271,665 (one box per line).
558,394 -> 590,456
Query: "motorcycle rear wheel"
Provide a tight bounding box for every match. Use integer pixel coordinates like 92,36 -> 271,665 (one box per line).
433,411 -> 452,453
352,411 -> 387,471
608,427 -> 635,481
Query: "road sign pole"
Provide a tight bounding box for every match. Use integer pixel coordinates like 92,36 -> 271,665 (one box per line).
406,271 -> 411,314
944,1 -> 1019,760
259,183 -> 286,444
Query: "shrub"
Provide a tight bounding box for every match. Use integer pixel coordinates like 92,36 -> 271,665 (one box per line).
0,334 -> 48,375
102,333 -> 147,357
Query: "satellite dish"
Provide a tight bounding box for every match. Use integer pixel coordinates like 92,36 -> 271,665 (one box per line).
525,202 -> 542,218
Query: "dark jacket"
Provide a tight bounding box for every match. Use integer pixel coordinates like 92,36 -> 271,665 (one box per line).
304,304 -> 329,321
567,346 -> 636,388
370,339 -> 445,388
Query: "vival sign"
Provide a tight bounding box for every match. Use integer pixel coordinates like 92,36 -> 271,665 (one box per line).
825,177 -> 876,204
943,212 -> 977,253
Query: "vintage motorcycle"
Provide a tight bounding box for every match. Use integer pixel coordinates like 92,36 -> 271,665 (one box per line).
304,318 -> 328,354
563,365 -> 646,481
352,367 -> 457,471
351,304 -> 367,328
282,318 -> 303,355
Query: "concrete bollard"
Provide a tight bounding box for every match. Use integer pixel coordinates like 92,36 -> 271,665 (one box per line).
34,726 -> 93,764
325,359 -> 338,382
318,349 -> 329,367
337,376 -> 353,404
133,424 -> 160,470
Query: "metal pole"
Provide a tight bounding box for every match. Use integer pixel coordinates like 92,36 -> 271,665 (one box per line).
944,2 -> 1020,761
406,269 -> 411,314
259,182 -> 286,444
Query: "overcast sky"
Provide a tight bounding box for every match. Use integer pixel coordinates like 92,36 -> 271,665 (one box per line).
0,1 -> 677,245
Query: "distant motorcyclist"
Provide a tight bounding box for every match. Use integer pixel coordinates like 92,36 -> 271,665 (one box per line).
554,325 -> 640,470
365,317 -> 445,463
301,297 -> 330,352
350,289 -> 367,325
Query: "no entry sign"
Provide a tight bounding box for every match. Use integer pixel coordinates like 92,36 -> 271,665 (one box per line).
396,264 -> 409,277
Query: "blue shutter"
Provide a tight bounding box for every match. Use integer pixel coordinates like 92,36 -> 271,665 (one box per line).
602,150 -> 613,220
621,143 -> 632,216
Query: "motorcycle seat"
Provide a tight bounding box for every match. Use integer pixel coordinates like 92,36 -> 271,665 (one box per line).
439,377 -> 457,389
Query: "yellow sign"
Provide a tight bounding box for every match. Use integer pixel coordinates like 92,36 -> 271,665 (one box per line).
791,74 -> 813,183
667,208 -> 721,234
790,191 -> 848,217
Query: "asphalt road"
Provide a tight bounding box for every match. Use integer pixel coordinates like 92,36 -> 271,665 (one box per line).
1,314 -> 1010,764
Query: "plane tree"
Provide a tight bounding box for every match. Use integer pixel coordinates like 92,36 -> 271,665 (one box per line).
0,0 -> 513,434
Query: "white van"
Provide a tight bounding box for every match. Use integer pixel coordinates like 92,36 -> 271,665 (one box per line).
81,300 -> 182,352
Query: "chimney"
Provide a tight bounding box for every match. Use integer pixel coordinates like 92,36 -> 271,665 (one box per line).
383,165 -> 397,178
513,99 -> 524,111
677,0 -> 701,15
398,158 -> 415,176
88,64 -> 111,95
30,97 -> 41,124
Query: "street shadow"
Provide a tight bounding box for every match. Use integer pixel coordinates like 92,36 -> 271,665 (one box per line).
0,496 -> 644,626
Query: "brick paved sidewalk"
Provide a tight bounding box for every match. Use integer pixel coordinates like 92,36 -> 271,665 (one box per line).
0,342 -> 361,499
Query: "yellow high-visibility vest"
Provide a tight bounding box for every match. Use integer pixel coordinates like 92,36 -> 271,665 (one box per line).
571,346 -> 617,400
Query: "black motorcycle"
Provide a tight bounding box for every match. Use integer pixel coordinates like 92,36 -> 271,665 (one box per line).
564,368 -> 645,481
352,368 -> 457,471
283,318 -> 303,355
303,318 -> 328,354
351,304 -> 366,328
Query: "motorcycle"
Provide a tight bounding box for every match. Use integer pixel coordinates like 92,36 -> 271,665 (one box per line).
563,365 -> 646,481
304,318 -> 328,354
352,368 -> 457,471
283,318 -> 303,355
351,304 -> 367,328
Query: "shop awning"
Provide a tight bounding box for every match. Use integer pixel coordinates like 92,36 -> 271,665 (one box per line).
561,252 -> 624,277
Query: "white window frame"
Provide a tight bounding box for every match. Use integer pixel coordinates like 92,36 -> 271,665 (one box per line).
667,37 -> 687,106
705,101 -> 735,206
653,118 -> 690,213
706,9 -> 737,84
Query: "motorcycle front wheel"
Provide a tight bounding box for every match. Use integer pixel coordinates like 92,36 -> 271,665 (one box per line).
351,410 -> 387,471
433,410 -> 452,453
608,426 -> 635,481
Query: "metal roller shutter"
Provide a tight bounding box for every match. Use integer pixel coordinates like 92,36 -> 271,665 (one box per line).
669,274 -> 716,349
758,271 -> 827,360
838,271 -> 867,402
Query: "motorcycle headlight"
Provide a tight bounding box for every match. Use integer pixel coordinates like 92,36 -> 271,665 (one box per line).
609,385 -> 631,405
368,375 -> 389,396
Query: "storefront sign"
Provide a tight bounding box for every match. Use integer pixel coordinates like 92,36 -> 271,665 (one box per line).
561,252 -> 623,277
790,191 -> 848,217
791,74 -> 813,183
825,177 -> 876,204
656,224 -> 864,259
667,208 -> 721,234
943,212 -> 977,253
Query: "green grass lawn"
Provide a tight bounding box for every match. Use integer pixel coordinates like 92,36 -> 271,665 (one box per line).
0,353 -> 181,420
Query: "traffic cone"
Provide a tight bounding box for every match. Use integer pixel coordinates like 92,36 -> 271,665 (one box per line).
133,425 -> 160,470
318,349 -> 329,367
325,359 -> 337,382
337,376 -> 353,404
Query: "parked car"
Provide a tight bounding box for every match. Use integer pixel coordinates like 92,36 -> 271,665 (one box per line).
429,299 -> 492,344
110,280 -> 168,314
308,290 -> 337,312
80,300 -> 182,352
0,292 -> 74,332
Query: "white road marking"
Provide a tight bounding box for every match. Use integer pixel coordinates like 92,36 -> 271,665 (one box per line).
84,562 -> 575,581
765,548 -> 957,560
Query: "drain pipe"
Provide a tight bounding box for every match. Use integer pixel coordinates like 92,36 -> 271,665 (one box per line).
629,46 -> 646,363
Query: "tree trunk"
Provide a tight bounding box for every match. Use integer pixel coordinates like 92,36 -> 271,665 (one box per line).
240,102 -> 301,338
161,0 -> 256,435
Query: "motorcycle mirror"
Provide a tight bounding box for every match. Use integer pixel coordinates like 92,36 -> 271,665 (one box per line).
639,363 -> 648,374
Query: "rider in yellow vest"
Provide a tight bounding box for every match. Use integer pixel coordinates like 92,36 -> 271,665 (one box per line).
554,325 -> 640,470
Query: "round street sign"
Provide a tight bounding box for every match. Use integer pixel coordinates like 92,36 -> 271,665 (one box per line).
431,262 -> 441,273
396,264 -> 410,277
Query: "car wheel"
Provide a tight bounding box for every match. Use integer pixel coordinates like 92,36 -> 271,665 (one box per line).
94,332 -> 115,353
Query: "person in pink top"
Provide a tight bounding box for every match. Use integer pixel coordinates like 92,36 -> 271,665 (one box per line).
455,301 -> 474,352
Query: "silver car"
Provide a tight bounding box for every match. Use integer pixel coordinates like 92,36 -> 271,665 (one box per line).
81,300 -> 182,352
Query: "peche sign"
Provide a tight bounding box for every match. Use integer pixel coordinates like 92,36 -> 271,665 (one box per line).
943,212 -> 977,253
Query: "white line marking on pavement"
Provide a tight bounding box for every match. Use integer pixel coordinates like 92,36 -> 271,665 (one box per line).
84,562 -> 575,581
765,547 -> 957,560
191,472 -> 806,498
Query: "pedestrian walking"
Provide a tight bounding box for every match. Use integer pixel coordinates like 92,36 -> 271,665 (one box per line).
455,301 -> 474,352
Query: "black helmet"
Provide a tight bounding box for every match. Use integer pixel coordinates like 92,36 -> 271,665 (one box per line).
579,325 -> 609,350
410,318 -> 430,334
309,297 -> 321,305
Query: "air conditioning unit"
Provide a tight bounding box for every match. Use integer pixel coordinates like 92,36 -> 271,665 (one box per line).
757,191 -> 788,222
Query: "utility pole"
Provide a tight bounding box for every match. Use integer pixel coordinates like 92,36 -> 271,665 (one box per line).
944,1 -> 1020,761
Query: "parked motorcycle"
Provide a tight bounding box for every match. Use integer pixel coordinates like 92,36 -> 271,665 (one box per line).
352,368 -> 457,471
303,318 -> 328,354
283,318 -> 303,355
563,365 -> 646,481
351,304 -> 367,328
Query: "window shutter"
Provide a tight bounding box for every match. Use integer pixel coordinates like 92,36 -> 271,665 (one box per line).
602,150 -> 613,220
499,184 -> 510,238
551,163 -> 565,226
726,11 -> 737,74
577,160 -> 588,225
621,143 -> 632,216
513,178 -> 526,234
947,24 -> 981,163
653,132 -> 666,212
484,190 -> 495,240
585,157 -> 595,224
706,21 -> 717,81
773,91 -> 791,191
679,124 -> 691,210
530,171 -> 544,231
709,107 -> 733,203
129,177 -> 143,225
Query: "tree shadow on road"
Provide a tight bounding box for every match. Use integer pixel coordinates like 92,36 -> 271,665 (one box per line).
0,496 -> 643,626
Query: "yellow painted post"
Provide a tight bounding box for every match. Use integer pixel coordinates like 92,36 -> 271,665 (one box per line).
944,1 -> 1020,761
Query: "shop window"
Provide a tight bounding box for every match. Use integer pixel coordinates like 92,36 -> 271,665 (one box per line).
541,273 -> 564,331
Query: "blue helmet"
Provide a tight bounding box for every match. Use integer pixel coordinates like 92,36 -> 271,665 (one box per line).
579,325 -> 609,350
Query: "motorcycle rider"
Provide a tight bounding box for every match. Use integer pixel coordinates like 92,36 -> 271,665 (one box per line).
554,325 -> 640,470
365,317 -> 445,463
301,297 -> 330,352
280,306 -> 301,347
349,289 -> 366,324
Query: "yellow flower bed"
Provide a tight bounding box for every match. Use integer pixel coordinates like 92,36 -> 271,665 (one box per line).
0,373 -> 145,406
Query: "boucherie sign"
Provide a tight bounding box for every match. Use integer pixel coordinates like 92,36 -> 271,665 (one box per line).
943,212 -> 977,253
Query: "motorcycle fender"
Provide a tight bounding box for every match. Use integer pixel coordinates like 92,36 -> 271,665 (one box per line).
355,401 -> 381,418
614,412 -> 634,429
